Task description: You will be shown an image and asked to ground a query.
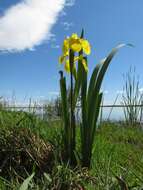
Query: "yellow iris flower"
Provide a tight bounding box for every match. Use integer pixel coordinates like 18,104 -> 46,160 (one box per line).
62,33 -> 91,55
59,33 -> 91,73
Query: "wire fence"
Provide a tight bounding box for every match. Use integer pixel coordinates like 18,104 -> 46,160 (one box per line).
1,104 -> 143,122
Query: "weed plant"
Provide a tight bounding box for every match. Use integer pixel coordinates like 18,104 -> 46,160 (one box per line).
122,67 -> 143,128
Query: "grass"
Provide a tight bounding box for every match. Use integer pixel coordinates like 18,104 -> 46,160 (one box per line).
0,109 -> 143,189
91,122 -> 143,189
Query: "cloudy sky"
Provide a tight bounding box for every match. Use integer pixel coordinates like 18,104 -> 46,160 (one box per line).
0,0 -> 143,104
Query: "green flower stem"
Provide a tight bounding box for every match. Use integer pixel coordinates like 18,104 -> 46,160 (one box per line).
69,49 -> 76,165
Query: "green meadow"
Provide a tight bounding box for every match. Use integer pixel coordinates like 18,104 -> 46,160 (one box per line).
0,108 -> 143,190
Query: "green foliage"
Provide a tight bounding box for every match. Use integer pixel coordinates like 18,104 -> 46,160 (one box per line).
91,123 -> 143,189
19,173 -> 35,190
80,44 -> 128,168
43,97 -> 62,121
122,67 -> 143,127
0,111 -> 143,189
59,30 -> 128,167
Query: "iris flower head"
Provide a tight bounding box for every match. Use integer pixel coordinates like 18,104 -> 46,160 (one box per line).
59,33 -> 91,73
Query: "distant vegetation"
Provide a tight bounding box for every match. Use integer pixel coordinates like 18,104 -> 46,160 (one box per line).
122,67 -> 143,128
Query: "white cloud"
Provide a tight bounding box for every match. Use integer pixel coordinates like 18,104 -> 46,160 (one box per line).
48,91 -> 59,96
116,90 -> 124,95
66,0 -> 75,6
0,0 -> 66,52
51,44 -> 60,49
103,90 -> 108,94
49,34 -> 57,42
62,21 -> 73,30
139,88 -> 143,93
60,10 -> 67,17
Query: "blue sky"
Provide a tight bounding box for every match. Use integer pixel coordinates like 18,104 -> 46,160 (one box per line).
0,0 -> 143,105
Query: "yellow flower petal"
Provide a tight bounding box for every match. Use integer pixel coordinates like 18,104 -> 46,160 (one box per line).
71,33 -> 79,40
62,38 -> 69,55
70,40 -> 82,52
64,59 -> 77,73
69,33 -> 82,52
82,58 -> 88,72
74,56 -> 79,62
59,55 -> 65,64
64,60 -> 70,73
81,39 -> 91,55
59,33 -> 91,73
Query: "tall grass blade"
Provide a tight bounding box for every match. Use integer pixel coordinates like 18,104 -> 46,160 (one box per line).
19,173 -> 35,190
